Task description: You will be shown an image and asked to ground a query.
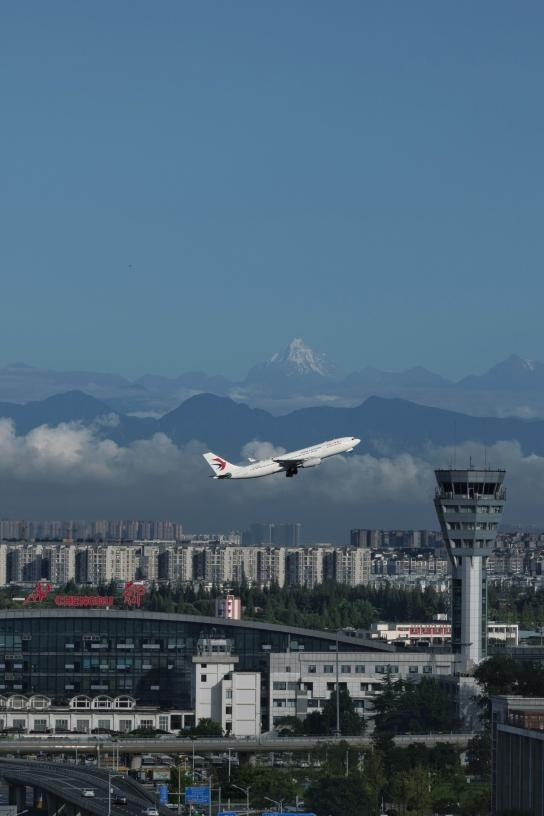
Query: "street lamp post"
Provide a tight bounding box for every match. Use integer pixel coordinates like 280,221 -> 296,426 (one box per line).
177,762 -> 183,815
335,630 -> 340,737
107,770 -> 124,816
232,784 -> 251,815
264,795 -> 285,813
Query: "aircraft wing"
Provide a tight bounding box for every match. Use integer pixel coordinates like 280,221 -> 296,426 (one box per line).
273,456 -> 306,468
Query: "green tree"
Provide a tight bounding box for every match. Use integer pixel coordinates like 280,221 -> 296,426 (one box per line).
224,766 -> 298,809
373,676 -> 459,734
188,718 -> 223,737
466,729 -> 491,778
306,773 -> 373,816
320,688 -> 365,735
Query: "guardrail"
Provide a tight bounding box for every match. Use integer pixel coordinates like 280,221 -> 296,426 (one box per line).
0,732 -> 476,755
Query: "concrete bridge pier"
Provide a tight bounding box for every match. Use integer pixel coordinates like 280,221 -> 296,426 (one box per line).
33,786 -> 46,810
238,752 -> 257,766
45,790 -> 60,816
8,782 -> 26,812
131,754 -> 142,771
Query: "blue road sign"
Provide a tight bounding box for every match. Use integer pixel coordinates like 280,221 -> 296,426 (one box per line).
185,786 -> 210,805
158,784 -> 169,805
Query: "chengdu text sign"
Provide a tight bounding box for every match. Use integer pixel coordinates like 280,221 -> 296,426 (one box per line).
23,580 -> 144,608
54,595 -> 113,607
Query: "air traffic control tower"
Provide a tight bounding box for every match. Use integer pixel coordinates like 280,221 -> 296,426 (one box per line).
434,468 -> 506,673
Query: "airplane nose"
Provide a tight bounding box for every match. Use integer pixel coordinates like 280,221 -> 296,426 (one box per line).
352,437 -> 361,445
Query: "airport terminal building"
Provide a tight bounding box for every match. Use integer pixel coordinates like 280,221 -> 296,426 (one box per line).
0,607 -> 461,735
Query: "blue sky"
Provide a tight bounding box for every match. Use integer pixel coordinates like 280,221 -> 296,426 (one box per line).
1,1 -> 543,379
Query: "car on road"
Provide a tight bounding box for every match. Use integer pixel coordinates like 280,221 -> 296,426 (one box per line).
81,788 -> 95,797
142,808 -> 159,816
113,794 -> 128,805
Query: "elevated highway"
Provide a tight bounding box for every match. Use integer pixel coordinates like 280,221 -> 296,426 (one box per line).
0,758 -> 164,816
0,732 -> 476,756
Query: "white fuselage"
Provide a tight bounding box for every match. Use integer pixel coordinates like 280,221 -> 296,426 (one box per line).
230,436 -> 360,479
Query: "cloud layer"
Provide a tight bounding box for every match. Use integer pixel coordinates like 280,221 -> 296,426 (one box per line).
0,419 -> 542,541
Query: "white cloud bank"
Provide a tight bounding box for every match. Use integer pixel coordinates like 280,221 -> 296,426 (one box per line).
0,420 -> 542,540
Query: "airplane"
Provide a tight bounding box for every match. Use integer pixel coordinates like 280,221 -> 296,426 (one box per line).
203,436 -> 361,479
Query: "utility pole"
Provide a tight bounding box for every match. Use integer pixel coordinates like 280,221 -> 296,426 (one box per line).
177,762 -> 182,815
335,630 -> 340,737
232,784 -> 250,816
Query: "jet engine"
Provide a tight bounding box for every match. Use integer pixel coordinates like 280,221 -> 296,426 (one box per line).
301,457 -> 321,468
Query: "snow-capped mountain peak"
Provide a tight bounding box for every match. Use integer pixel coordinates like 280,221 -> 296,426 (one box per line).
245,338 -> 339,386
274,338 -> 333,377
520,357 -> 536,371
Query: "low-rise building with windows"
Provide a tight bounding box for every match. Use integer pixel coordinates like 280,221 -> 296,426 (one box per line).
268,650 -> 455,729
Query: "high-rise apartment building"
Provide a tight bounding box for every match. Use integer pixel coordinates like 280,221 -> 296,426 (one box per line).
245,522 -> 302,547
286,547 -> 327,588
331,546 -> 371,586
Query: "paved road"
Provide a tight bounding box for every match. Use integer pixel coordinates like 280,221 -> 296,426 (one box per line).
0,759 -> 166,816
0,732 -> 476,756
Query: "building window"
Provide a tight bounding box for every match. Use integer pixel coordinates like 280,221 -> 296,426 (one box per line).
55,719 -> 69,731
355,665 -> 365,674
341,665 -> 351,674
12,719 -> 26,731
140,719 -> 153,729
225,706 -> 232,715
423,666 -> 432,674
201,675 -> 207,683
33,719 -> 47,732
76,720 -> 89,733
273,682 -> 286,691
323,665 -> 334,673
409,666 -> 419,674
119,719 -> 132,732
327,682 -> 335,691
307,665 -> 317,673
158,715 -> 169,731
225,690 -> 232,699
376,665 -> 398,674
97,719 -> 111,730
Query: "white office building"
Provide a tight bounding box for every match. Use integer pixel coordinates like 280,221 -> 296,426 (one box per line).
192,637 -> 260,737
268,650 -> 455,729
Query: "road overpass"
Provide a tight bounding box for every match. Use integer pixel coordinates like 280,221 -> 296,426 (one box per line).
0,732 -> 476,757
0,758 -> 164,816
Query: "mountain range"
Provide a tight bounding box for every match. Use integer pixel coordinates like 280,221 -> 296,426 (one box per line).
2,388 -> 544,462
3,339 -> 544,419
